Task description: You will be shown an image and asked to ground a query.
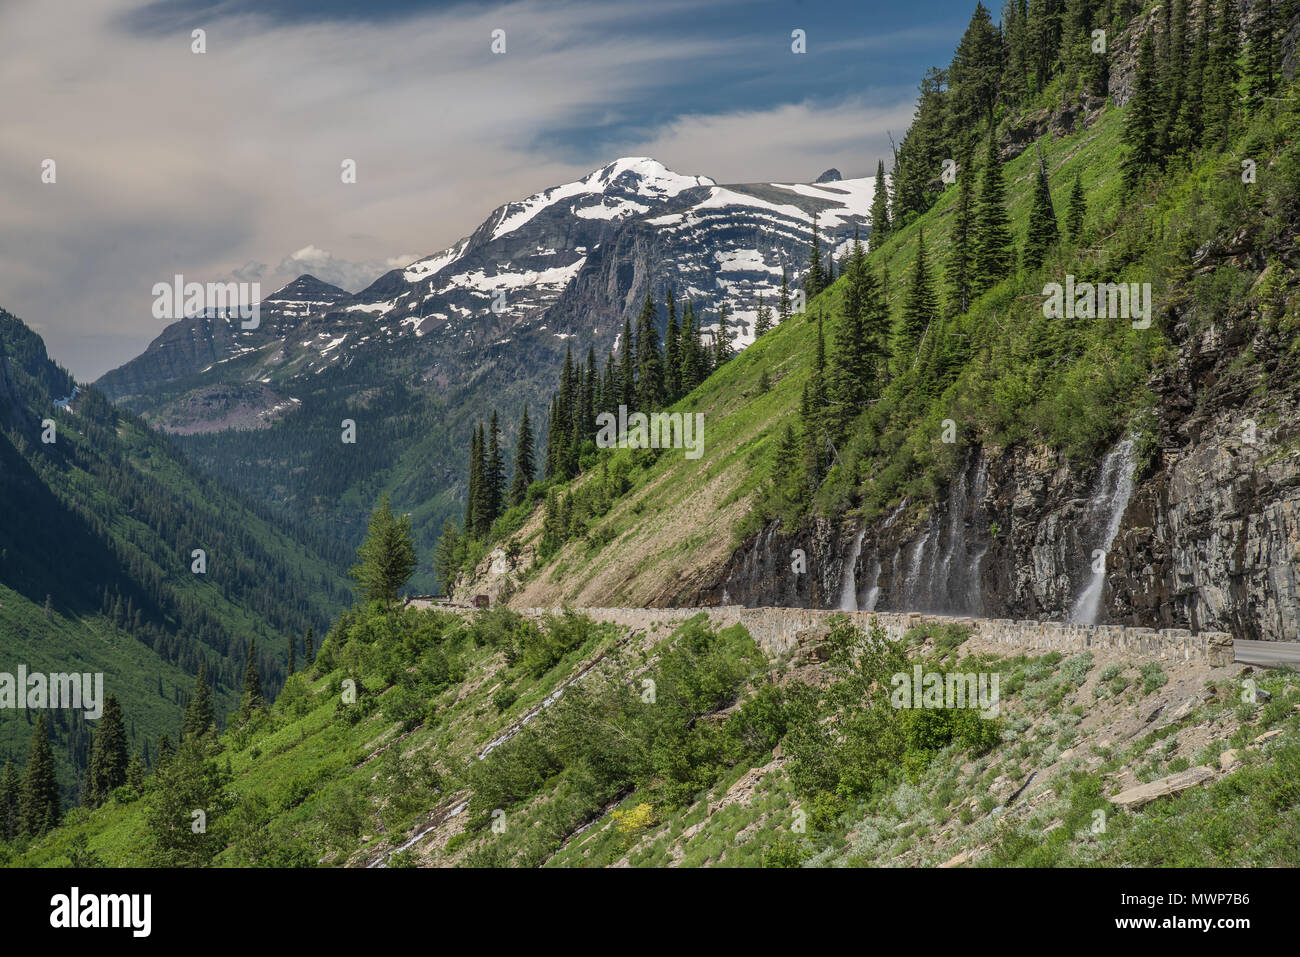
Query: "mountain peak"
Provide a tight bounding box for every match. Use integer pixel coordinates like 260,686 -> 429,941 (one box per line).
266,274 -> 350,302
582,156 -> 717,196
814,168 -> 842,183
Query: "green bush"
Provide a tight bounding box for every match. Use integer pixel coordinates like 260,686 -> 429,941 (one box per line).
492,687 -> 518,714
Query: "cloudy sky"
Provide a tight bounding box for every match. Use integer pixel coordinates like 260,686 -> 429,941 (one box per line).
0,0 -> 979,380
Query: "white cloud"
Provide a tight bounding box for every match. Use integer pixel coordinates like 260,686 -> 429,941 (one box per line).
624,97 -> 916,185
0,0 -> 899,379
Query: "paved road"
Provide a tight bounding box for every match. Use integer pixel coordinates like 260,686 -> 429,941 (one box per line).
1235,639 -> 1300,668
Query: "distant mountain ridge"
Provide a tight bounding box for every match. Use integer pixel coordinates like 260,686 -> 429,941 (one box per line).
98,157 -> 875,410
91,157 -> 877,591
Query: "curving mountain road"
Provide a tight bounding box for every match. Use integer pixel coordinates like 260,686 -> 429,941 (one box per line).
1234,639 -> 1300,668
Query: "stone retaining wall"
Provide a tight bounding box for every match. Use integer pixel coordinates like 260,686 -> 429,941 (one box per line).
518,606 -> 1235,667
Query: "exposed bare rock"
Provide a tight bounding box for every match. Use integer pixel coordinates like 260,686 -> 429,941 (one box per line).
1111,766 -> 1217,810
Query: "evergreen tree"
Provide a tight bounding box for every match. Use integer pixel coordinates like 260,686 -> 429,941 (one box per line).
805,214 -> 825,300
554,347 -> 578,479
350,494 -> 417,611
1023,143 -> 1059,270
465,424 -> 483,533
287,633 -> 296,676
237,639 -> 266,723
485,410 -> 504,523
900,229 -> 939,366
681,300 -> 705,390
1205,0 -> 1241,147
146,735 -> 229,866
85,694 -> 129,808
948,2 -> 1003,136
181,664 -> 215,741
156,732 -> 174,766
125,754 -> 145,792
472,422 -> 493,527
664,290 -> 681,400
829,234 -> 874,436
1123,29 -> 1162,190
894,67 -> 950,218
600,355 -> 617,417
869,159 -> 892,250
778,267 -> 792,322
800,314 -> 830,494
304,628 -> 314,666
1066,172 -> 1087,242
543,397 -> 557,480
1159,0 -> 1191,154
20,714 -> 60,837
0,762 -> 21,841
582,346 -> 597,437
754,293 -> 773,338
508,407 -> 535,506
432,519 -> 461,594
973,132 -> 1014,293
618,316 -> 636,409
1245,0 -> 1278,111
635,289 -> 664,410
713,305 -> 733,366
1173,1 -> 1211,152
945,146 -> 976,317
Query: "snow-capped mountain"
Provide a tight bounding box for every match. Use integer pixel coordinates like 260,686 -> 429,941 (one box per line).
93,157 -> 877,589
101,158 -> 875,400
336,158 -> 718,343
317,158 -> 873,364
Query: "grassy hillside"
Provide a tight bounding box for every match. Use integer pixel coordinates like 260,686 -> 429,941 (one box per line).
10,604 -> 1295,867
0,310 -> 351,804
460,77 -> 1300,607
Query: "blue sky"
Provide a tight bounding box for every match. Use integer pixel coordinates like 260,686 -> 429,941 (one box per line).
1,0 -> 988,378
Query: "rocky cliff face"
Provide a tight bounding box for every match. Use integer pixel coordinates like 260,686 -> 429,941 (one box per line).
699,284 -> 1300,643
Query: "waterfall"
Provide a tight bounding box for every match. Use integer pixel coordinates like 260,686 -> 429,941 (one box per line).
863,558 -> 881,611
964,456 -> 989,615
1069,437 -> 1138,624
905,528 -> 931,608
838,528 -> 867,610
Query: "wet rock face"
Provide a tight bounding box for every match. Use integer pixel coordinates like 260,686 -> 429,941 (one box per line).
699,421 -> 1299,641
701,445 -> 1126,625
700,300 -> 1300,641
1112,416 -> 1300,642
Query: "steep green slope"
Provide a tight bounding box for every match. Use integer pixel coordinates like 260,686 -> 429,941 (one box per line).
11,604 -> 1295,868
0,310 -> 351,803
459,76 -> 1300,609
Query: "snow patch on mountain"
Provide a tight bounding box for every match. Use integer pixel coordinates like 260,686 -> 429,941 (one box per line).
403,239 -> 470,282
489,157 -> 715,241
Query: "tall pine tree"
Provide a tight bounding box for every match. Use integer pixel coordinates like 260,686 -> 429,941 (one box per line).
869,159 -> 892,250
20,714 -> 60,837
754,292 -> 773,338
85,694 -> 129,808
635,290 -> 664,410
181,664 -> 215,741
664,289 -> 681,400
945,146 -> 976,316
805,214 -> 825,300
972,132 -> 1014,293
1123,28 -> 1162,190
485,411 -> 504,523
1023,143 -> 1059,270
509,406 -> 535,506
900,229 -> 939,367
